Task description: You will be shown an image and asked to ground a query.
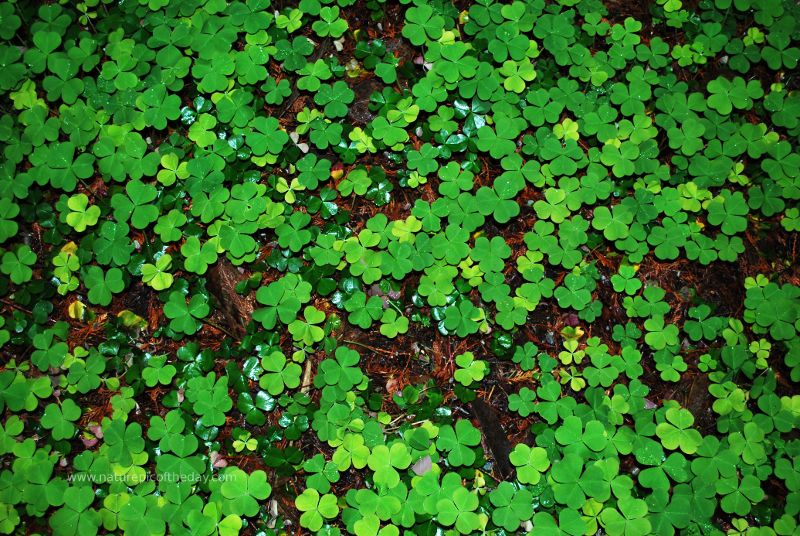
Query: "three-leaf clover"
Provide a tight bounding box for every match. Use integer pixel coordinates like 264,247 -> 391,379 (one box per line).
312,6 -> 348,38
600,497 -> 652,536
259,351 -> 302,395
436,420 -> 482,467
219,468 -> 271,517
103,418 -> 145,466
296,488 -> 339,532
163,291 -> 209,335
288,306 -> 326,347
110,180 -> 159,229
656,406 -> 703,454
49,486 -> 101,536
186,373 -> 233,427
41,398 -> 81,440
65,193 -> 100,232
436,486 -> 480,535
83,266 -> 125,306
508,444 -> 550,485
314,81 -> 354,118
1,245 -> 36,284
141,254 -> 174,291
453,351 -> 488,386
402,4 -> 444,45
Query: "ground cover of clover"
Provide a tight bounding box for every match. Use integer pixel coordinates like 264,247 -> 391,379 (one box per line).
0,0 -> 799,534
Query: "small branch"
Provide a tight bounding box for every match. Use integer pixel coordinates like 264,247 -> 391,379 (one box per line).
300,357 -> 314,394
202,319 -> 238,340
342,338 -> 394,355
78,178 -> 98,198
0,298 -> 32,315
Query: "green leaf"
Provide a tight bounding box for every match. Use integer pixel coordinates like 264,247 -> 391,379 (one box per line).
163,291 -> 209,335
656,407 -> 703,454
296,489 -> 339,532
1,245 -> 36,284
65,194 -> 100,232
41,398 -> 81,440
219,468 -> 271,517
509,443 -> 550,485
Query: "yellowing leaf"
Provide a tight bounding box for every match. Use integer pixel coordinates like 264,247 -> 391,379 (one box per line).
117,310 -> 147,330
68,300 -> 86,320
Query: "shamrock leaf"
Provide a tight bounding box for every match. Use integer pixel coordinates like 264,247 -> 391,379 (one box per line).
49,486 -> 101,536
141,254 -> 174,291
600,497 -> 652,536
436,420 -> 481,467
41,398 -> 81,440
259,350 -> 302,396
219,468 -> 271,517
1,245 -> 36,284
103,418 -> 145,466
314,81 -> 354,118
508,444 -> 550,485
288,306 -> 326,346
186,373 -> 233,427
83,266 -> 125,306
402,4 -> 444,45
110,180 -> 159,229
296,489 -> 339,532
312,6 -> 348,38
656,407 -> 703,454
163,291 -> 209,335
65,193 -> 100,232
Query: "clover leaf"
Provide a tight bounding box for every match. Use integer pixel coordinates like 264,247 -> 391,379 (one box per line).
707,190 -> 749,235
656,407 -> 703,454
313,6 -> 348,38
83,266 -> 125,306
403,5 -> 444,46
509,444 -> 550,485
103,418 -> 145,466
600,497 -> 652,536
453,351 -> 488,387
288,306 -> 326,347
259,350 -> 302,396
436,486 -> 480,535
489,482 -> 534,532
141,254 -> 174,291
436,420 -> 481,467
163,291 -> 209,335
219,468 -> 271,517
1,245 -> 36,284
314,81 -> 354,119
367,442 -> 412,487
186,373 -> 232,427
49,486 -> 101,536
65,193 -> 100,232
41,398 -> 81,440
296,488 -> 339,532
247,116 -> 289,156
110,180 -> 159,229
345,292 -> 384,330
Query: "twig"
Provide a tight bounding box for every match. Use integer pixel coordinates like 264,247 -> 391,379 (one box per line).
300,357 -> 314,393
341,338 -> 395,355
0,298 -> 32,315
79,178 -> 98,198
202,319 -> 238,340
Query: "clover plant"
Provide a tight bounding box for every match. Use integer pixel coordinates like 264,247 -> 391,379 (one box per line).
1,0 -> 799,534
